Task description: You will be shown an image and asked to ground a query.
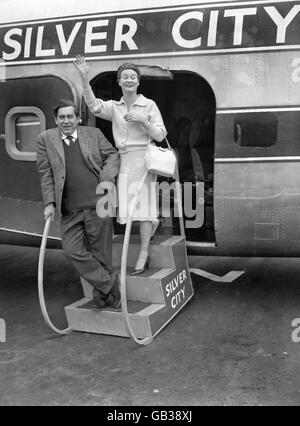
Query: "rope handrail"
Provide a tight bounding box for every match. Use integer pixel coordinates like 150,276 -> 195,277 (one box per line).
120,171 -> 153,345
120,156 -> 184,345
38,217 -> 72,335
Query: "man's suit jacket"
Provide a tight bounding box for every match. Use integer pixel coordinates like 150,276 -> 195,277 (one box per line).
36,125 -> 120,216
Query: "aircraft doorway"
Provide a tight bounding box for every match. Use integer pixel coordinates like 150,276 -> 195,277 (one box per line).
87,70 -> 216,244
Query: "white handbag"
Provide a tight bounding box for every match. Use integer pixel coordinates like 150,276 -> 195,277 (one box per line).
145,138 -> 177,178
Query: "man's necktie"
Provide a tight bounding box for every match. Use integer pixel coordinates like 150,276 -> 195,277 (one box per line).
66,135 -> 74,144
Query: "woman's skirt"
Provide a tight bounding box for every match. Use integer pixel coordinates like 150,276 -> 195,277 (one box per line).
117,147 -> 158,225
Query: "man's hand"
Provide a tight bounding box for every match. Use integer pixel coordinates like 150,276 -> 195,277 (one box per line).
44,204 -> 55,222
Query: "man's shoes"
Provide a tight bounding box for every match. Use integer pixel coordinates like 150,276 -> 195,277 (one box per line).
106,273 -> 121,309
91,288 -> 107,310
91,274 -> 121,310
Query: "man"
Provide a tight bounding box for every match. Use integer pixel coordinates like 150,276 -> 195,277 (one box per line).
36,99 -> 121,309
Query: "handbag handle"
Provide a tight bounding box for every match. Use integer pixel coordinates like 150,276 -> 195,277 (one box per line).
162,136 -> 172,149
152,136 -> 172,149
164,137 -> 172,149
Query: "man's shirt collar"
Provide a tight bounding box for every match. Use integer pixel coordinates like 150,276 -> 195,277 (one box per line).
61,129 -> 78,144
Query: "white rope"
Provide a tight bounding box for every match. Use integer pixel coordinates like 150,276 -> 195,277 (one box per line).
120,171 -> 153,345
38,217 -> 72,335
120,153 -> 185,345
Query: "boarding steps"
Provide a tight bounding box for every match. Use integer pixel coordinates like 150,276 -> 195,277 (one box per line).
65,234 -> 194,340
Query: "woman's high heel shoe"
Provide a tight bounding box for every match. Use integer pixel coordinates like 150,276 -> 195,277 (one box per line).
130,255 -> 150,275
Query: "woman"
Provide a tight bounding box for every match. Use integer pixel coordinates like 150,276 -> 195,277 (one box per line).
74,55 -> 167,274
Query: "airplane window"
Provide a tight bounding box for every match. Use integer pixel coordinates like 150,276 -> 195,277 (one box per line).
5,106 -> 45,161
15,114 -> 41,153
233,112 -> 278,148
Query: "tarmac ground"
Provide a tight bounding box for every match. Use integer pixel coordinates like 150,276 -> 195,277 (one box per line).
1,244 -> 300,406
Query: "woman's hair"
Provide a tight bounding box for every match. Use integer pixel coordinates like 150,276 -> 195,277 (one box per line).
117,63 -> 141,83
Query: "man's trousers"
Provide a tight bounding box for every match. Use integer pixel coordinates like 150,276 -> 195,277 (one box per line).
60,209 -> 114,295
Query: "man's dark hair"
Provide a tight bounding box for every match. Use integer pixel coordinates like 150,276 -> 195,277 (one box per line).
117,63 -> 141,83
53,99 -> 80,118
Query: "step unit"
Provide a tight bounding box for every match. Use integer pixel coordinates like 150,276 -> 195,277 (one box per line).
112,234 -> 178,269
65,234 -> 194,339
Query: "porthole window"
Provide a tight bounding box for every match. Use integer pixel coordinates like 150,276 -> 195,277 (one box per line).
5,107 -> 45,161
15,114 -> 41,152
233,112 -> 278,148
